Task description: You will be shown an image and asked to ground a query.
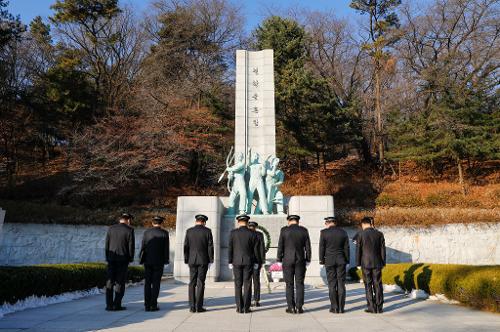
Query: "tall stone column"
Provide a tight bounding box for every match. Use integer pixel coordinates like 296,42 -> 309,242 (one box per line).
235,49 -> 276,161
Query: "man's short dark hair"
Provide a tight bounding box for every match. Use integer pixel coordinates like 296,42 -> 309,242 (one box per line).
361,216 -> 373,225
120,213 -> 133,221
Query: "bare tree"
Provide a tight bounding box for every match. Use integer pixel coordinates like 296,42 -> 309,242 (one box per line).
51,5 -> 148,114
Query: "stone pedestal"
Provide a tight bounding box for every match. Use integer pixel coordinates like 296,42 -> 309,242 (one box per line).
173,197 -> 224,282
219,214 -> 287,281
174,195 -> 334,285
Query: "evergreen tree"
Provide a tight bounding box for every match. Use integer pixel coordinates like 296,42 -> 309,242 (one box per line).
350,0 -> 401,164
254,16 -> 360,166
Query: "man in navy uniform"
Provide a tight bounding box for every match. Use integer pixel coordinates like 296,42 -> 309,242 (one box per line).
319,216 -> 349,313
277,215 -> 311,314
105,213 -> 135,311
140,216 -> 169,311
184,214 -> 214,312
248,220 -> 266,307
356,217 -> 386,314
228,215 -> 260,313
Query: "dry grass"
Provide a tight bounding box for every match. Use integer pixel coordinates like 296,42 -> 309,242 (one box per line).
378,181 -> 500,209
281,157 -> 499,227
337,207 -> 499,227
374,207 -> 499,227
0,199 -> 176,228
281,173 -> 336,196
4,155 -> 498,229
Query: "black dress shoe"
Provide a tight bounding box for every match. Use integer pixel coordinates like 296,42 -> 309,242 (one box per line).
255,301 -> 260,307
285,308 -> 295,314
197,308 -> 207,313
339,309 -> 345,314
150,306 -> 160,312
236,308 -> 242,313
105,306 -> 114,311
329,308 -> 335,313
297,307 -> 304,314
145,307 -> 151,312
377,308 -> 383,314
189,307 -> 196,313
364,309 -> 374,313
114,306 -> 127,311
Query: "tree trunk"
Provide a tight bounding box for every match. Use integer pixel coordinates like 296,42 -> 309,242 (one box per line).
360,137 -> 372,163
375,63 -> 384,164
457,158 -> 466,196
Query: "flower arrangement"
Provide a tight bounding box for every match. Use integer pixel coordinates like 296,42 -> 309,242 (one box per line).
268,262 -> 282,272
268,262 -> 284,281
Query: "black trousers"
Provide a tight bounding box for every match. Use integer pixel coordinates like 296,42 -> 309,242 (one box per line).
144,264 -> 164,308
233,264 -> 253,311
325,264 -> 346,311
362,267 -> 384,311
252,265 -> 261,302
283,263 -> 306,309
188,264 -> 208,310
106,261 -> 128,308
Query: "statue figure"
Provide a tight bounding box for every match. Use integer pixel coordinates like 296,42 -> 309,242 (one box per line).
246,151 -> 269,214
266,157 -> 285,214
223,152 -> 247,215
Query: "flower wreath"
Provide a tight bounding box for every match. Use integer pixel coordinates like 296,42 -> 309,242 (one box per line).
257,225 -> 271,253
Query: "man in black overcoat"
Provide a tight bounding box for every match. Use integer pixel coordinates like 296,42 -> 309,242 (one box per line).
184,214 -> 214,313
356,217 -> 386,314
105,213 -> 135,311
140,216 -> 169,311
248,220 -> 266,307
319,216 -> 349,313
277,215 -> 311,314
228,215 -> 260,313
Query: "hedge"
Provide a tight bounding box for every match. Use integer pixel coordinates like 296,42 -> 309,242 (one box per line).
0,263 -> 144,305
349,263 -> 500,312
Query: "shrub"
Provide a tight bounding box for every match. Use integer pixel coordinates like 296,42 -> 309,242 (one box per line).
349,263 -> 500,312
0,263 -> 144,305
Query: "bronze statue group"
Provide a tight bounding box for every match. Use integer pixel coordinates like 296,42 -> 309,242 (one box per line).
104,213 -> 386,315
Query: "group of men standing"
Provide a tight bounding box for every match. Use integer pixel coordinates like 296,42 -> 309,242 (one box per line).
104,212 -> 386,315
104,213 -> 170,312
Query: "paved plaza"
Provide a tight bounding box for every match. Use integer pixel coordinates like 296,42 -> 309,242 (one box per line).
0,281 -> 499,332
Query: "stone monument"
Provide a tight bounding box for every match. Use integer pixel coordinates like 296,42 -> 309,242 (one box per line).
174,50 -> 334,284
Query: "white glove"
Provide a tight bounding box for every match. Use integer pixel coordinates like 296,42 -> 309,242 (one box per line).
254,264 -> 259,270
357,266 -> 361,270
228,263 -> 233,270
209,263 -> 213,269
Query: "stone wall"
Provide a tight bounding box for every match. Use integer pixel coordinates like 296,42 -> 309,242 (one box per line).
0,223 -> 176,272
1,221 -> 497,278
371,223 -> 500,265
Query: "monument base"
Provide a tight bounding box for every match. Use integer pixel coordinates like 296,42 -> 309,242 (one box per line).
174,195 -> 334,285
